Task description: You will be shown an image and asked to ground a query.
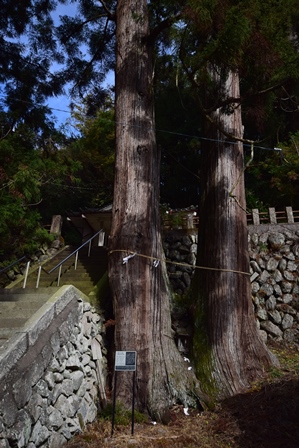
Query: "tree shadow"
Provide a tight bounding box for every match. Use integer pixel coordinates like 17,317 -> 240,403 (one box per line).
220,376 -> 299,448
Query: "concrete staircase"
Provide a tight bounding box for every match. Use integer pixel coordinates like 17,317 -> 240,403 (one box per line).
0,287 -> 59,347
0,245 -> 108,348
22,246 -> 108,295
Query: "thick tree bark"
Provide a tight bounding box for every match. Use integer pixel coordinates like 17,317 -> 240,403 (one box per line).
193,70 -> 278,402
108,0 -> 205,420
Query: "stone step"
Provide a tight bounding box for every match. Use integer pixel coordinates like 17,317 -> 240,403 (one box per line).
0,301 -> 47,318
0,287 -> 60,347
0,287 -> 59,302
0,317 -> 28,329
25,274 -> 99,286
7,245 -> 108,292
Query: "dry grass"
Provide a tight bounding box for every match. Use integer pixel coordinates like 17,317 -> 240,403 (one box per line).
66,342 -> 299,448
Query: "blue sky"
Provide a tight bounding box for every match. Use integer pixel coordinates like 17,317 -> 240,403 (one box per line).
47,2 -> 115,132
46,2 -> 77,129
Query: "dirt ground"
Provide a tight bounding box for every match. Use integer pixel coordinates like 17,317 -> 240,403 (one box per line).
66,342 -> 299,448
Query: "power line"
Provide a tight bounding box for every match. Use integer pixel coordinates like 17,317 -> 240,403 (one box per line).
0,92 -> 284,153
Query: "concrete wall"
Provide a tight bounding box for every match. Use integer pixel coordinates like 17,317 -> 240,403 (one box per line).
0,286 -> 106,448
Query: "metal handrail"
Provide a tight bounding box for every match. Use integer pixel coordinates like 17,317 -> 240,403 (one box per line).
36,229 -> 104,288
0,256 -> 31,289
0,256 -> 27,275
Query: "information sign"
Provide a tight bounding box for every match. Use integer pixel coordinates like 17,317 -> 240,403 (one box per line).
115,351 -> 137,371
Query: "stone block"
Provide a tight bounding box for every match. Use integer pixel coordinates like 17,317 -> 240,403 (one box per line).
266,258 -> 279,272
24,303 -> 55,347
283,294 -> 293,304
4,410 -> 31,448
29,420 -> 49,446
284,271 -> 295,281
27,393 -> 45,423
59,320 -> 72,344
268,310 -> 281,325
50,332 -> 61,356
251,282 -> 260,293
31,353 -> 47,387
67,395 -> 81,417
48,407 -> 64,430
281,282 -> 293,293
71,370 -> 85,395
0,332 -> 28,383
259,270 -> 270,284
273,284 -> 282,297
0,392 -> 18,427
48,432 -> 67,448
279,259 -> 287,271
46,285 -> 77,315
54,394 -> 72,418
262,321 -> 283,338
250,260 -> 262,273
268,233 -> 285,249
53,372 -> 64,383
65,417 -> 81,434
34,379 -> 50,399
52,384 -> 64,404
259,283 -> 274,297
282,314 -> 294,330
272,270 -> 283,283
265,296 -> 276,311
283,329 -> 298,343
13,371 -> 33,409
257,309 -> 267,321
50,215 -> 62,235
258,330 -> 268,343
65,354 -> 82,370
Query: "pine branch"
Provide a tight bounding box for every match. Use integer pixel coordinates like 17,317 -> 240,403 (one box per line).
98,0 -> 116,21
147,12 -> 182,45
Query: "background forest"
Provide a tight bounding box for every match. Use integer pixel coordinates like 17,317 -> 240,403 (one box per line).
1,0 -> 299,264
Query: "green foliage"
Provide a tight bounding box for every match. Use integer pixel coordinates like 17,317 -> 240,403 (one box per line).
181,0 -> 299,140
0,1 -> 63,127
68,101 -> 115,208
268,366 -> 284,379
100,402 -> 148,425
246,132 -> 299,209
0,118 -> 82,261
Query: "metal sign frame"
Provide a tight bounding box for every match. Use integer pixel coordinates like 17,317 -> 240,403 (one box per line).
111,351 -> 137,437
115,350 -> 137,371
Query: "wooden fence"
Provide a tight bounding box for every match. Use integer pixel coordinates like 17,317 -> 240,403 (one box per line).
162,206 -> 299,230
247,206 -> 299,225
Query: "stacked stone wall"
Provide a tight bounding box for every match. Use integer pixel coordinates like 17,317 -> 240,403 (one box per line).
1,237 -> 65,288
163,224 -> 299,345
0,286 -> 106,448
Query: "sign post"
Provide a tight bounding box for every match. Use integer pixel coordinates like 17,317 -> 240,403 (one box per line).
111,351 -> 137,437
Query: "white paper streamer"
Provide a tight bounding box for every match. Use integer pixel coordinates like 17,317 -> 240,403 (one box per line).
122,253 -> 136,264
183,407 -> 189,416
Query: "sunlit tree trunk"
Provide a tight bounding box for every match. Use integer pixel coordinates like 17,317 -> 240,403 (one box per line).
108,0 -> 205,420
193,69 -> 278,402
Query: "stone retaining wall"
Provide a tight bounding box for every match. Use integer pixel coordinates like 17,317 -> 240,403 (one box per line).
0,286 -> 106,448
1,238 -> 65,288
163,224 -> 299,345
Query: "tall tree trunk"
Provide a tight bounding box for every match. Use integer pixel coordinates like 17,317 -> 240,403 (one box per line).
193,69 -> 278,402
108,0 -> 205,420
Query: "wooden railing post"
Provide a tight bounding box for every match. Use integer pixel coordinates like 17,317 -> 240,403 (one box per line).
252,209 -> 260,225
269,208 -> 277,224
286,206 -> 294,223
